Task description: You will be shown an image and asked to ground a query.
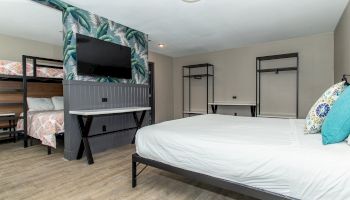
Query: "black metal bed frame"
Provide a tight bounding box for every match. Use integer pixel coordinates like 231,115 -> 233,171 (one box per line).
132,58 -> 300,200
342,74 -> 350,86
132,153 -> 298,200
0,55 -> 63,154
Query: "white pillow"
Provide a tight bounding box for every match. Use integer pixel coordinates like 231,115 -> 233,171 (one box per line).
27,97 -> 54,111
51,96 -> 64,110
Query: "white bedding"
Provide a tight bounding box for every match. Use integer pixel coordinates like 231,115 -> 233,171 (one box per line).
136,114 -> 350,200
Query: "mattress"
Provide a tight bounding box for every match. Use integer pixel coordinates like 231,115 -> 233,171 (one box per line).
0,60 -> 63,78
136,114 -> 350,200
17,110 -> 64,148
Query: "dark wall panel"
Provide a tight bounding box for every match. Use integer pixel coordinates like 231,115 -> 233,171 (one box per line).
63,80 -> 149,160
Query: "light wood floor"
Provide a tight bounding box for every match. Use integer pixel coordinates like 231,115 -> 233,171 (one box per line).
0,142 -> 256,200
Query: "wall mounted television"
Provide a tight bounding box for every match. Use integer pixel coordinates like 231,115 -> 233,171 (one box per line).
76,33 -> 132,79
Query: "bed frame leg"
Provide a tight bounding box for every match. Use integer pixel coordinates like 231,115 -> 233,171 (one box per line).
24,134 -> 28,148
47,146 -> 52,155
132,159 -> 137,188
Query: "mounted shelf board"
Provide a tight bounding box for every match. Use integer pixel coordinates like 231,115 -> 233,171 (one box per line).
208,102 -> 256,106
183,74 -> 214,78
183,111 -> 207,115
183,63 -> 214,68
257,67 -> 297,73
257,53 -> 298,61
256,114 -> 296,119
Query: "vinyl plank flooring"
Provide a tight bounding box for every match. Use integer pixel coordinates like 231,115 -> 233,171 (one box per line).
0,142 -> 256,200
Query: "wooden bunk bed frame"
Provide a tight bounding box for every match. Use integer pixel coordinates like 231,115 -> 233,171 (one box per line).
0,55 -> 63,153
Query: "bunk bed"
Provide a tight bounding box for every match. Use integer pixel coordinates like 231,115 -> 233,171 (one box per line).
0,55 -> 64,154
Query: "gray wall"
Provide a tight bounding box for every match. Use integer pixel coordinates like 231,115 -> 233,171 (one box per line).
335,1 -> 350,81
63,80 -> 149,160
149,52 -> 174,123
0,33 -> 62,61
173,32 -> 334,119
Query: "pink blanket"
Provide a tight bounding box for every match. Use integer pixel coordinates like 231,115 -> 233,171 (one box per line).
17,110 -> 64,148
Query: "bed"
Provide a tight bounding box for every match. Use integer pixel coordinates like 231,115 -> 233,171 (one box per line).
16,110 -> 64,148
134,114 -> 350,200
0,56 -> 64,150
0,60 -> 63,78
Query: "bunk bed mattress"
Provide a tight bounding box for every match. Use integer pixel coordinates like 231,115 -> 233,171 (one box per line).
136,114 -> 350,200
17,110 -> 64,148
0,60 -> 63,78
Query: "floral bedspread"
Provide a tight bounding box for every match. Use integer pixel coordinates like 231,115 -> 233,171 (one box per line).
0,60 -> 63,78
16,110 -> 64,148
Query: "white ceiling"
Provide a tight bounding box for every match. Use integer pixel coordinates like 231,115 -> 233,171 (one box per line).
0,0 -> 348,57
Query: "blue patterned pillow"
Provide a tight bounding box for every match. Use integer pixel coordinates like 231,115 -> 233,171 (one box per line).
305,81 -> 347,134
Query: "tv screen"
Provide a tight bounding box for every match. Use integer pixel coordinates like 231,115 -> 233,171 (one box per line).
76,34 -> 132,79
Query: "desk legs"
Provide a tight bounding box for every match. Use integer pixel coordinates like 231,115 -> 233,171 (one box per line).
211,105 -> 218,114
211,105 -> 256,117
250,106 -> 256,117
132,111 -> 146,144
76,116 -> 94,165
76,111 -> 147,165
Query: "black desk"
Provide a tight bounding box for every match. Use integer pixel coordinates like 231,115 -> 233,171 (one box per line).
208,102 -> 256,117
0,113 -> 19,142
69,107 -> 151,165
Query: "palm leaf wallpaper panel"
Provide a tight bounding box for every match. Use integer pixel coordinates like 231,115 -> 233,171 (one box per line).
34,0 -> 149,84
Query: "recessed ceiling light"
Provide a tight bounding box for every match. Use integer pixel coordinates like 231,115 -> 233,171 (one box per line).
182,0 -> 200,3
158,44 -> 165,48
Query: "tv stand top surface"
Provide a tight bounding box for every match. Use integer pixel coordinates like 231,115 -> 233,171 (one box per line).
69,107 -> 151,116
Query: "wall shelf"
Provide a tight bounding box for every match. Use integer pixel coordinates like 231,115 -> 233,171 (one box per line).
183,74 -> 214,78
257,67 -> 297,73
256,53 -> 298,61
183,111 -> 206,115
183,63 -> 214,69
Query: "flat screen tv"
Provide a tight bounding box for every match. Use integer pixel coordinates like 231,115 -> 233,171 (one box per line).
76,33 -> 132,79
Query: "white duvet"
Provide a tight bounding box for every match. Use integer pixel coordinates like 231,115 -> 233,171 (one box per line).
136,114 -> 350,200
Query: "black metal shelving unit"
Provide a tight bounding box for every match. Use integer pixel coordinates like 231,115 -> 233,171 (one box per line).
256,53 -> 299,118
0,114 -> 22,143
182,63 -> 214,117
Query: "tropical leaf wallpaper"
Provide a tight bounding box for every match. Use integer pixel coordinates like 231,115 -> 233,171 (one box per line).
34,0 -> 149,84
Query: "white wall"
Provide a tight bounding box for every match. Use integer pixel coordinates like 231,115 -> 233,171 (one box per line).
149,52 -> 174,123
335,1 -> 350,81
0,33 -> 62,61
173,32 -> 334,119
